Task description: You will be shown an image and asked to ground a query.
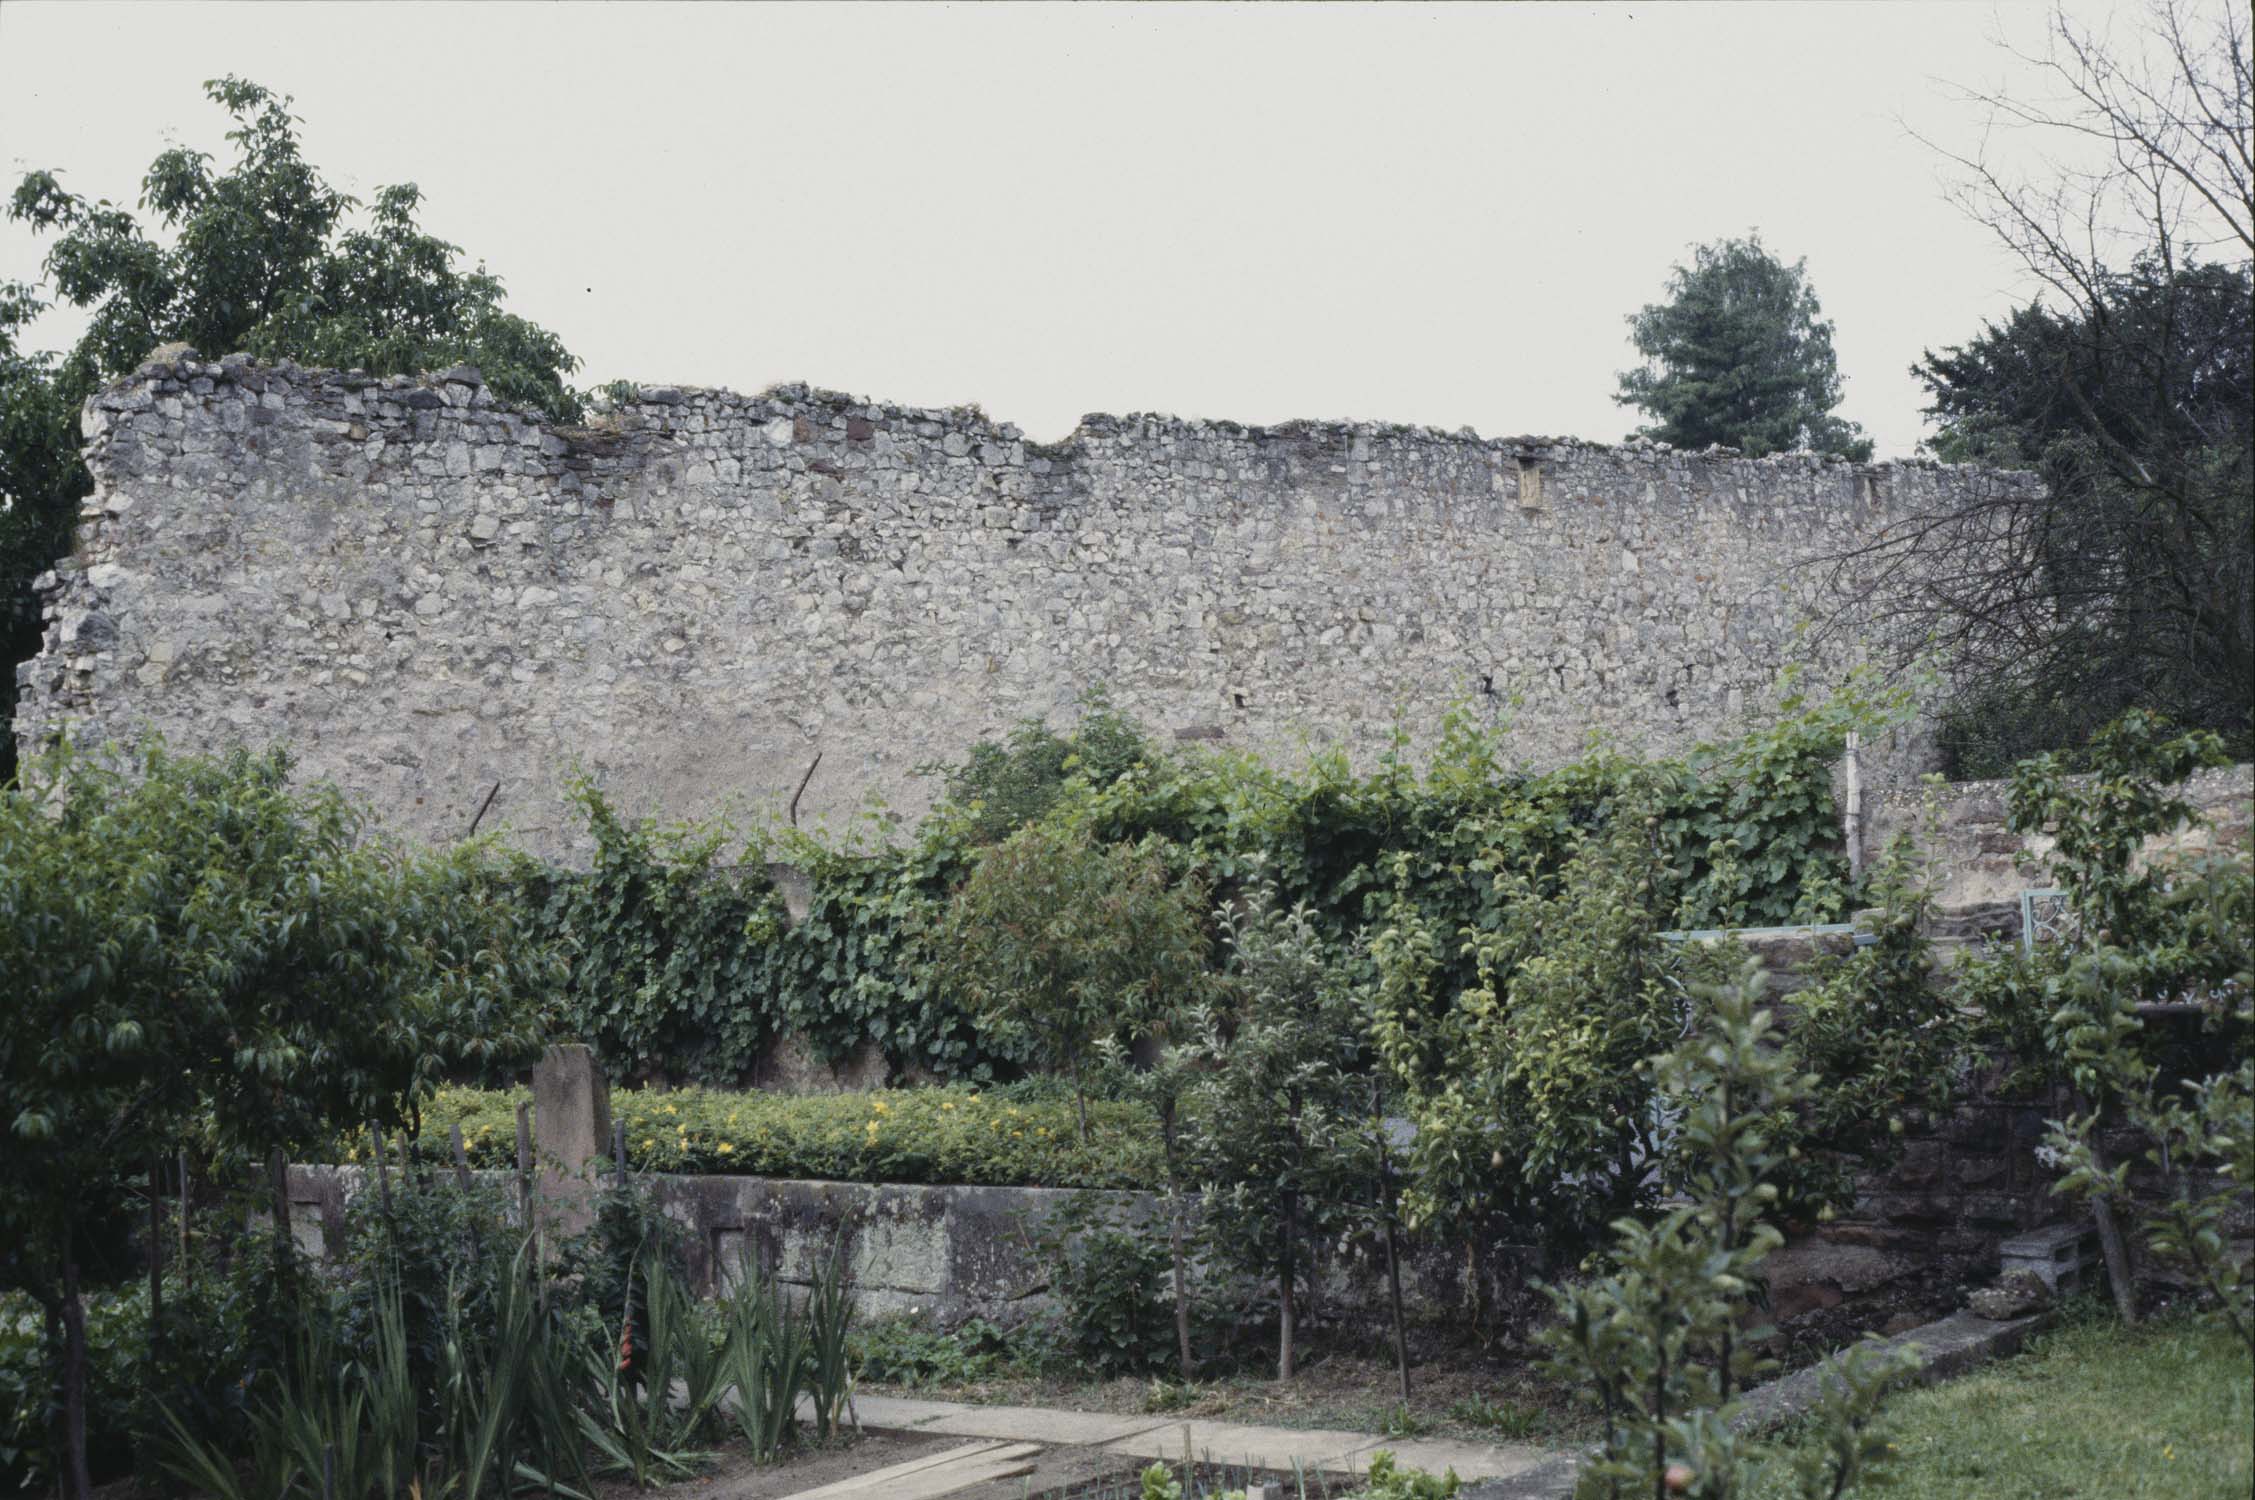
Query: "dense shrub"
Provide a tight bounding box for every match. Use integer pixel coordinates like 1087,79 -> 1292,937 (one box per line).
1029,1194 -> 1182,1378
391,1084 -> 1167,1190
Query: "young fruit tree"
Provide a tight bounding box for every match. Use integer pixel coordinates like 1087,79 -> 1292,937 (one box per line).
1185,878 -> 1377,1380
936,824 -> 1210,1141
1538,959 -> 1917,1499
0,744 -> 555,1500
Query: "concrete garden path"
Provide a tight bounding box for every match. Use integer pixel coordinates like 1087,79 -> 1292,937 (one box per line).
778,1390 -> 1551,1494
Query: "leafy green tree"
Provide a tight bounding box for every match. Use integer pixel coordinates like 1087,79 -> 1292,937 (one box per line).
2,76 -> 582,781
934,824 -> 1209,1139
1372,788 -> 1687,1270
1903,261 -> 2252,772
1785,824 -> 1966,1211
1859,0 -> 2254,772
1093,1013 -> 1212,1379
8,77 -> 580,419
0,283 -> 81,781
1616,234 -> 1873,461
2003,711 -> 2244,1327
0,743 -> 555,1499
1183,879 -> 1378,1379
1539,959 -> 1915,1500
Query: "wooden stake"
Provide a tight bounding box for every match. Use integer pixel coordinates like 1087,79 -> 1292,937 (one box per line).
370,1122 -> 395,1220
270,1148 -> 296,1288
1380,1168 -> 1410,1401
449,1123 -> 473,1191
176,1149 -> 191,1295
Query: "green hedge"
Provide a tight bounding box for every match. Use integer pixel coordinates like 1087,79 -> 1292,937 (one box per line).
371,1085 -> 1166,1190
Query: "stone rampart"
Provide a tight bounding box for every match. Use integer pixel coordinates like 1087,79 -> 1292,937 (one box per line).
16,351 -> 2038,855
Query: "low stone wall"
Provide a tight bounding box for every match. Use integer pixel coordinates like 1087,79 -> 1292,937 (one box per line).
1867,763 -> 2252,908
282,1161 -> 1524,1326
277,1143 -> 2027,1342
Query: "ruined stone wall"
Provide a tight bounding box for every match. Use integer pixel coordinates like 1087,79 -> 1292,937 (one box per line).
15,351 -> 2036,855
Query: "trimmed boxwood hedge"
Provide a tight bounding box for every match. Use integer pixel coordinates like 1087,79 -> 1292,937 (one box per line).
355,1085 -> 1166,1191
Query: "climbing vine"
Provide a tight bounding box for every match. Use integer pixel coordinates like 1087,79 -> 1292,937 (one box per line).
526,681 -> 1899,1088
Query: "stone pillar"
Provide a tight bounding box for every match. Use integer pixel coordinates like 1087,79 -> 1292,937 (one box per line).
533,1043 -> 612,1239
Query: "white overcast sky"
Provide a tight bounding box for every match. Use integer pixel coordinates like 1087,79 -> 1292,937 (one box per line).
0,0 -> 2152,456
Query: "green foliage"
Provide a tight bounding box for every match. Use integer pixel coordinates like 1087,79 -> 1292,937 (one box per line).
1183,878 -> 1382,1377
938,823 -> 1212,1138
526,784 -> 1007,1087
1616,233 -> 1873,461
1786,822 -> 1965,1209
400,1083 -> 1166,1189
1443,1393 -> 1554,1441
525,781 -> 783,1084
152,1245 -> 600,1500
1539,960 -> 1918,1499
575,1254 -> 723,1485
0,741 -> 555,1496
0,281 -> 82,785
333,1171 -> 522,1434
2004,710 -> 2229,943
7,77 -> 581,421
720,1265 -> 808,1462
520,688 -> 1871,1098
852,1315 -> 1033,1389
1372,788 -> 1692,1258
935,686 -> 1155,843
1356,1450 -> 1464,1500
1032,1199 -> 1179,1378
2009,717 -> 2253,1346
1919,259 -> 2252,771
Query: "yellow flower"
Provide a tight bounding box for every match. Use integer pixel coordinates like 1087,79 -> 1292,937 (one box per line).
1012,1130 -> 1023,1139
873,1099 -> 889,1114
664,1104 -> 678,1117
940,1100 -> 955,1111
716,1142 -> 734,1155
642,1137 -> 655,1149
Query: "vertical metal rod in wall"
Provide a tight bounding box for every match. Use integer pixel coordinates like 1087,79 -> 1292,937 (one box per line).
1844,729 -> 1864,881
450,1123 -> 473,1191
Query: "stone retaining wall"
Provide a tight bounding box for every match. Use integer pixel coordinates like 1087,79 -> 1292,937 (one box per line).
1867,763 -> 2253,908
18,352 -> 2035,856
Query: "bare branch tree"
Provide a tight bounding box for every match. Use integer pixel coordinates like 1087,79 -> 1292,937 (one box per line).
1824,0 -> 2252,774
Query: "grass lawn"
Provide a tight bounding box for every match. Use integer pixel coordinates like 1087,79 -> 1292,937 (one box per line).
1792,1305 -> 2252,1499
